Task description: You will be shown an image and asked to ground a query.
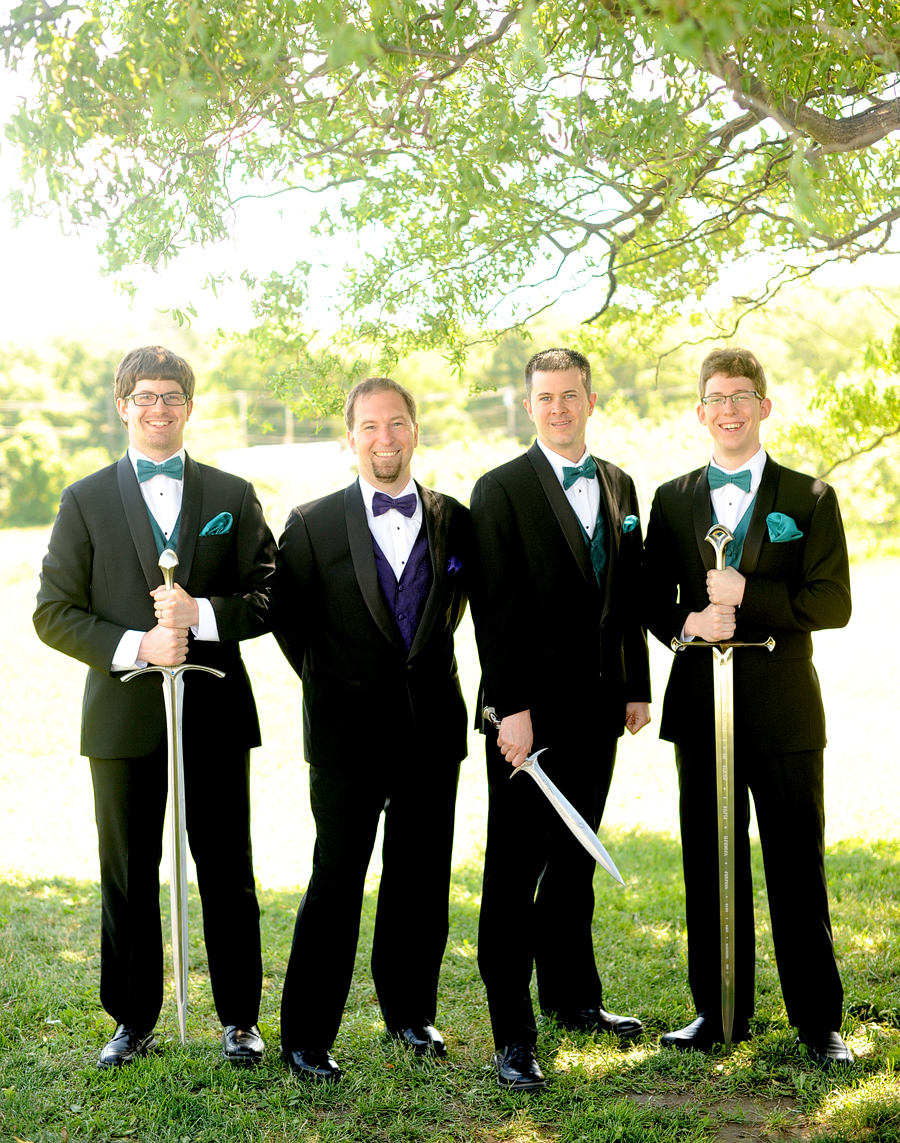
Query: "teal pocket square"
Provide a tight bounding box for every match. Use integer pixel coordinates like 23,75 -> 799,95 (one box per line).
622,514 -> 639,534
200,511 -> 233,536
766,512 -> 803,542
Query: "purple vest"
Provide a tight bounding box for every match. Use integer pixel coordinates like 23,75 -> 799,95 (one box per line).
372,524 -> 432,650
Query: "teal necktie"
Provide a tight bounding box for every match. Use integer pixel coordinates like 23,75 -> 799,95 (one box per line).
562,455 -> 598,490
708,466 -> 752,492
137,457 -> 184,483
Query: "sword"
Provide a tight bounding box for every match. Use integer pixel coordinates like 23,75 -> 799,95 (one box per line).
670,524 -> 775,1046
482,706 -> 625,886
121,548 -> 225,1045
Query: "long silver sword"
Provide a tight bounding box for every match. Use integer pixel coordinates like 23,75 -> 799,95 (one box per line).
483,706 -> 625,886
122,548 -> 224,1045
671,524 -> 774,1046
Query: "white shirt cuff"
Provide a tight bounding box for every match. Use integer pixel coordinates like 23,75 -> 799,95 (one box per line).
112,629 -> 148,671
192,597 -> 220,642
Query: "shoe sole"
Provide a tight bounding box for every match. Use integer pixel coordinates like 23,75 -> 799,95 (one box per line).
496,1076 -> 546,1091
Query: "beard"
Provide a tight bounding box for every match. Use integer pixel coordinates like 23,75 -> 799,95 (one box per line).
371,455 -> 403,484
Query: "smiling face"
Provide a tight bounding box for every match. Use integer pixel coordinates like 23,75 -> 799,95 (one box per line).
347,389 -> 419,492
524,366 -> 597,462
116,377 -> 192,460
698,372 -> 771,469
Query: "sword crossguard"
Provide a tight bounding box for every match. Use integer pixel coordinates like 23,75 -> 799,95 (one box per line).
121,663 -> 226,683
509,747 -> 548,778
672,636 -> 775,653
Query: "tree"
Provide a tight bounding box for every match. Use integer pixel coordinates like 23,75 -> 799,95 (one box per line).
4,0 -> 900,415
0,419 -> 67,525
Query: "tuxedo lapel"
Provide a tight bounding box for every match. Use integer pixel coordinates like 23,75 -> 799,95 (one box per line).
526,443 -> 594,588
116,456 -> 164,591
594,456 -> 622,619
692,467 -> 716,571
409,485 -> 445,659
738,456 -> 780,575
176,454 -> 201,586
344,483 -> 408,654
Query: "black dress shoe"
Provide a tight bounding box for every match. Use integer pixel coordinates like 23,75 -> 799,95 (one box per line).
493,1044 -> 546,1091
222,1025 -> 265,1065
97,1025 -> 158,1069
283,1048 -> 342,1081
660,1014 -> 751,1052
391,1024 -> 447,1057
797,1029 -> 854,1069
554,1007 -> 644,1039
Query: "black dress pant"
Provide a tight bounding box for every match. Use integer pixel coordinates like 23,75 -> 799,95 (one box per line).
90,744 -> 262,1034
477,720 -> 619,1049
280,760 -> 460,1052
675,743 -> 843,1031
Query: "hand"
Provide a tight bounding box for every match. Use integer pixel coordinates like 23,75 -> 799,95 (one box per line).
497,709 -> 533,768
138,624 -> 189,666
625,702 -> 650,735
684,603 -> 736,642
150,583 -> 200,629
706,566 -> 745,606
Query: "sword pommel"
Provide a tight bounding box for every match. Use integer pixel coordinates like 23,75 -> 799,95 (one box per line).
158,547 -> 179,591
705,524 -> 734,571
482,705 -> 502,730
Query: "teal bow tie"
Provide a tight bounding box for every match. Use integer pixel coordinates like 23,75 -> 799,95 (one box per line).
562,456 -> 597,490
708,466 -> 752,493
137,457 -> 184,483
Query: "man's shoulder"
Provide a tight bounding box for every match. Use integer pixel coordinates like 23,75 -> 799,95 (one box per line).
654,465 -> 707,500
62,458 -> 121,501
418,483 -> 469,517
192,458 -> 254,496
591,454 -> 636,487
472,450 -> 534,490
770,460 -> 830,497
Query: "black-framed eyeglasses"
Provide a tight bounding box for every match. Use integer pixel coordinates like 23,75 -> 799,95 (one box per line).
124,391 -> 189,406
700,391 -> 761,408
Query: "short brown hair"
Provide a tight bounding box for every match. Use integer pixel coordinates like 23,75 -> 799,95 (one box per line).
344,377 -> 417,431
114,346 -> 196,402
524,348 -> 592,398
698,348 -> 767,401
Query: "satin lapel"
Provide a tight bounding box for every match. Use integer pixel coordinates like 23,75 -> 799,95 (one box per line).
738,456 -> 780,575
344,483 -> 407,654
693,468 -> 716,571
117,455 -> 163,591
409,484 -> 445,659
526,443 -> 594,588
176,454 -> 201,586
594,456 -> 621,618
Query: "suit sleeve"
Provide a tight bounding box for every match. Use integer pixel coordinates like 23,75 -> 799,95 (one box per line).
271,505 -> 315,677
739,482 -> 851,632
207,480 -> 277,643
642,485 -> 694,648
620,477 -> 652,702
33,485 -> 129,674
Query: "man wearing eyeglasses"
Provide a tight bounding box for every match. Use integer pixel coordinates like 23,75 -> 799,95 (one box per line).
34,346 -> 276,1069
643,347 -> 853,1067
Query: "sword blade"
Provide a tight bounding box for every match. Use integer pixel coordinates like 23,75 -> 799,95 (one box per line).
712,645 -> 736,1047
160,667 -> 190,1046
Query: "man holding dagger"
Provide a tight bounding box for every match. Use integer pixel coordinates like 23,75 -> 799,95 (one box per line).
34,345 -> 275,1069
643,347 -> 853,1067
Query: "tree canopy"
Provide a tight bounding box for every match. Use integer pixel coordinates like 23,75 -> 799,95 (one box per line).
3,0 -> 900,414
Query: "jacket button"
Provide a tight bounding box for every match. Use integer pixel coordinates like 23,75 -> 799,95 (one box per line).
397,613 -> 406,621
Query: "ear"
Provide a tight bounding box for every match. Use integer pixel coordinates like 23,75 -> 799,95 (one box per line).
346,427 -> 358,455
759,397 -> 772,422
587,392 -> 597,416
523,398 -> 535,424
696,402 -> 707,427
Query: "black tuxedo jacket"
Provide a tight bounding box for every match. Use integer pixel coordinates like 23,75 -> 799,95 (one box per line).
273,481 -> 471,772
643,457 -> 852,753
34,454 -> 276,759
469,442 -> 651,738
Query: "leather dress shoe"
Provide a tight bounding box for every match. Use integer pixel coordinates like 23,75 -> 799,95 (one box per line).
797,1029 -> 854,1069
222,1024 -> 265,1065
493,1044 -> 546,1091
391,1024 -> 446,1057
283,1048 -> 342,1081
660,1014 -> 751,1052
97,1025 -> 158,1069
554,1007 -> 644,1039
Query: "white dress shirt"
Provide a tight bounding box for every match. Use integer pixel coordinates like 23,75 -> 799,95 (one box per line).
536,439 -> 601,537
708,447 -> 767,531
358,475 -> 422,581
111,447 -> 218,670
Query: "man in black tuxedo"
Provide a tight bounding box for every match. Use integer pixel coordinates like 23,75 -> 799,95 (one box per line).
34,346 -> 275,1069
469,347 -> 652,1090
644,347 -> 852,1067
274,377 -> 470,1082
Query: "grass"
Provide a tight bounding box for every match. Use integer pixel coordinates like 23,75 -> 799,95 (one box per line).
2,526 -> 900,1142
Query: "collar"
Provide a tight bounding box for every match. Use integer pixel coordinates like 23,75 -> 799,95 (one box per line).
127,445 -> 186,480
709,446 -> 766,491
358,474 -> 419,514
536,438 -> 592,485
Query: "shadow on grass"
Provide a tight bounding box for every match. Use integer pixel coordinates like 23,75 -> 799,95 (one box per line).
0,834 -> 898,1142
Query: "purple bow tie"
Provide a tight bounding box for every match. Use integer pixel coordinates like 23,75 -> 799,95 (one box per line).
372,491 -> 417,518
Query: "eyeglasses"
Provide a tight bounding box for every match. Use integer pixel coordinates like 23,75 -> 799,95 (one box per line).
700,391 -> 761,408
124,391 -> 189,406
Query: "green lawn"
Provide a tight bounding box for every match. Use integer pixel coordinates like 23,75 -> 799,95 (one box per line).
2,526 -> 899,1142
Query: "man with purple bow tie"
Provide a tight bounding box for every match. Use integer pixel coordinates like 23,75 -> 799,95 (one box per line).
274,378 -> 472,1082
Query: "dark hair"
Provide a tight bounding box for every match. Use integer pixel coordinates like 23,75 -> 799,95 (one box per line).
524,347 -> 592,398
114,346 -> 196,401
344,377 -> 417,431
698,347 -> 767,401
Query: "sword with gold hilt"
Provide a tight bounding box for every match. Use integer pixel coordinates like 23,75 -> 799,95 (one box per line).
121,548 -> 225,1045
671,524 -> 775,1047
